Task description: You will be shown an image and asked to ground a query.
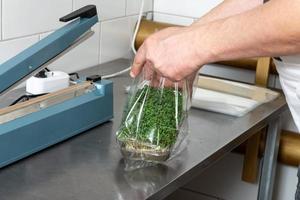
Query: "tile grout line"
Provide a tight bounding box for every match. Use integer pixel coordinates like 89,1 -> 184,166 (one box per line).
125,0 -> 128,16
1,30 -> 53,43
1,1 -> 154,43
101,14 -> 139,24
1,0 -> 2,41
71,0 -> 74,11
1,14 -> 131,42
152,0 -> 155,13
0,1 -> 137,66
153,11 -> 196,20
1,14 -> 137,42
1,0 -> 75,42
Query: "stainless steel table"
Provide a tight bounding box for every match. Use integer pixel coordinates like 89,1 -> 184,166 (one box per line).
0,59 -> 287,200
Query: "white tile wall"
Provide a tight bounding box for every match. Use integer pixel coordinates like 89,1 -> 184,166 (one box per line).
152,0 -> 223,27
100,16 -> 137,64
0,0 -> 2,40
0,0 -> 147,73
73,0 -> 126,21
40,24 -> 101,73
2,0 -> 72,40
154,0 -> 222,18
126,0 -> 153,16
0,35 -> 39,64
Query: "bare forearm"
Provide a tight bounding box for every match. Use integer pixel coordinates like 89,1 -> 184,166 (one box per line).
130,0 -> 300,81
193,0 -> 263,26
192,0 -> 300,63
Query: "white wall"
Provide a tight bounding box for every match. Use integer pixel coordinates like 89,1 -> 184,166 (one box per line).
154,0 -> 222,25
0,0 -> 153,73
153,0 -> 298,200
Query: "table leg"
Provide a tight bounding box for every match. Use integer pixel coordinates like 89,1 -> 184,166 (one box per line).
258,117 -> 281,200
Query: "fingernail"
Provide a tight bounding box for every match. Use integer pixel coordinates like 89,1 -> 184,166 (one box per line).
130,71 -> 135,78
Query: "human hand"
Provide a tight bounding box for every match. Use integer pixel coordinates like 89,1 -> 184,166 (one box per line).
130,26 -> 209,81
140,62 -> 198,91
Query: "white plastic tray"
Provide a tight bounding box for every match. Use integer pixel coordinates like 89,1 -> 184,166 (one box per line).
192,76 -> 280,117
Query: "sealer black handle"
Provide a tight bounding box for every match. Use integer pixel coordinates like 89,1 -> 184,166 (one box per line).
59,5 -> 97,22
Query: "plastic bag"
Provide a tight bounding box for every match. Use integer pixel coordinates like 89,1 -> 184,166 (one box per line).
116,67 -> 191,167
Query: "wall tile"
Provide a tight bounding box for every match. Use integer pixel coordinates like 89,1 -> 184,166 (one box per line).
100,16 -> 137,64
0,35 -> 39,65
126,0 -> 153,16
2,0 -> 72,40
0,0 -> 2,40
40,24 -> 101,73
73,0 -> 126,21
154,0 -> 222,18
153,12 -> 194,26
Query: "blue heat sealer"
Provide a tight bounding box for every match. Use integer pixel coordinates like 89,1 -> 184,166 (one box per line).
0,5 -> 113,168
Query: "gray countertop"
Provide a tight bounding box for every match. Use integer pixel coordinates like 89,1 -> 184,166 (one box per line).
0,59 -> 287,200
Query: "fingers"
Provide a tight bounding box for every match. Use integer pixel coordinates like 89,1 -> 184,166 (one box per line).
130,44 -> 147,78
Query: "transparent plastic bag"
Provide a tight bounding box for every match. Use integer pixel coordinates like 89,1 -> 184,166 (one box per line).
116,67 -> 192,166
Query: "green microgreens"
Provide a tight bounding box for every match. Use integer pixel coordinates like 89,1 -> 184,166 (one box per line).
117,85 -> 184,150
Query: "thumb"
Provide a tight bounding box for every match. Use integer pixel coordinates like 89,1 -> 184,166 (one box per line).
130,45 -> 147,78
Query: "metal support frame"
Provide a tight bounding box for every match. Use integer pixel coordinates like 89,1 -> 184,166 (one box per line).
258,117 -> 281,200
